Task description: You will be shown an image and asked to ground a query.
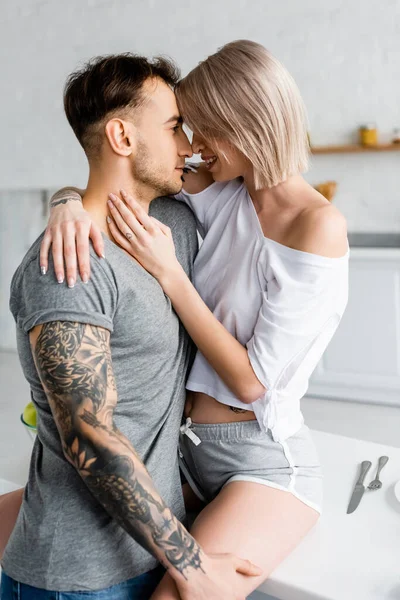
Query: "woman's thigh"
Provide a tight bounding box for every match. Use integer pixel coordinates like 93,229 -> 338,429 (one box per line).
150,481 -> 319,599
0,488 -> 24,560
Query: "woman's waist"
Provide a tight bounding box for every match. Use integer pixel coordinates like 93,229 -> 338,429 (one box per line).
185,391 -> 257,424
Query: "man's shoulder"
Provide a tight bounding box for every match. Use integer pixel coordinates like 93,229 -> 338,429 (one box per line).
10,232 -> 117,311
11,231 -> 46,290
10,234 -> 117,335
150,197 -> 198,277
12,231 -> 114,290
150,196 -> 197,230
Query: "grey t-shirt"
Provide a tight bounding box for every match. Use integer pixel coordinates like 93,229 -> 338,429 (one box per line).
2,197 -> 198,592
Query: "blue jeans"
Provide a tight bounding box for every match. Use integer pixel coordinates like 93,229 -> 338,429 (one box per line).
0,567 -> 165,599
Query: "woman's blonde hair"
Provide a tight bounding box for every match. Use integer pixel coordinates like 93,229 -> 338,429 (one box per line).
175,40 -> 310,189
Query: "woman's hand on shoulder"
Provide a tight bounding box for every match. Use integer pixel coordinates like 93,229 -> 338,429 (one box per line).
182,163 -> 215,194
40,187 -> 104,287
292,203 -> 348,258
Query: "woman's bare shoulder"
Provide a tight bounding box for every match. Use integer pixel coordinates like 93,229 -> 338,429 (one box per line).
291,198 -> 348,258
182,163 -> 215,194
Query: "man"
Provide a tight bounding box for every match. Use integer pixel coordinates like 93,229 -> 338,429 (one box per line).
0,54 -> 260,599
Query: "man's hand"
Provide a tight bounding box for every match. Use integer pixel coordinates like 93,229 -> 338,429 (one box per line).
176,552 -> 263,600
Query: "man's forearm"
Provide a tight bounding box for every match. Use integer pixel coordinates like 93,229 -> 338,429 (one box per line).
70,420 -> 203,583
50,187 -> 84,209
30,320 -> 204,585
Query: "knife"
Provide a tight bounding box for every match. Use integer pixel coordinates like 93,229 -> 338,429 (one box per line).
347,460 -> 372,514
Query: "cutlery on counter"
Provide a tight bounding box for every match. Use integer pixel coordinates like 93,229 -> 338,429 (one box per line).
347,460 -> 372,514
367,455 -> 389,491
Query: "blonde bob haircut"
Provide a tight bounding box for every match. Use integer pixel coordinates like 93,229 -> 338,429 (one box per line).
175,40 -> 310,189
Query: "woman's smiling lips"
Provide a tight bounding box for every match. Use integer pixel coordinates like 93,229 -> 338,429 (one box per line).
202,155 -> 218,170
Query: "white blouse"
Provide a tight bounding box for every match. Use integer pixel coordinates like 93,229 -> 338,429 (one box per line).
175,177 -> 349,443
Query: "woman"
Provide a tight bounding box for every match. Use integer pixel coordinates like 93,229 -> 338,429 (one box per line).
12,41 -> 349,598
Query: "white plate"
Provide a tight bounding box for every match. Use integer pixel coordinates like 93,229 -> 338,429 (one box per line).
394,480 -> 400,503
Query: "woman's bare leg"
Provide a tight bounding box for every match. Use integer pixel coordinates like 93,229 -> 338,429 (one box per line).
150,481 -> 319,599
0,488 -> 24,559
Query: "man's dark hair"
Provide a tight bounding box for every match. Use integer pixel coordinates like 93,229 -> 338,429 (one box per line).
64,53 -> 180,157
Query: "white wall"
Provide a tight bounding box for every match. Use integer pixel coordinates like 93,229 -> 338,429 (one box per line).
1,0 -> 400,348
1,0 -> 400,230
0,192 -> 49,349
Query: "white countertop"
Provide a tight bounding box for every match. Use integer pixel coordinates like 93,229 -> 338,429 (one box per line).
258,430 -> 400,600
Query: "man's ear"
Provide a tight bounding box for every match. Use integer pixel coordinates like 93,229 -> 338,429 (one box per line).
105,118 -> 135,157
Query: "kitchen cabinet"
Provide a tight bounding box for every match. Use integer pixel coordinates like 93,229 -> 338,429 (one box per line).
307,242 -> 400,407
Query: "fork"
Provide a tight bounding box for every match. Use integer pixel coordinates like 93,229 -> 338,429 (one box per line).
367,456 -> 389,490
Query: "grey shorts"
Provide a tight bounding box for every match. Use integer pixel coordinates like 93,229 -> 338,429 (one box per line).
178,418 -> 323,514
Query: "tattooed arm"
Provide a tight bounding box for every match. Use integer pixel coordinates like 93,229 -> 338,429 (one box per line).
30,321 -> 260,599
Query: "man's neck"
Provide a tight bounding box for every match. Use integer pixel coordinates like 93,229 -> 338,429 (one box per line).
82,165 -> 156,236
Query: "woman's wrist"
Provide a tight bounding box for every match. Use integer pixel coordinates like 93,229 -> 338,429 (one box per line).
49,187 -> 84,210
158,263 -> 188,295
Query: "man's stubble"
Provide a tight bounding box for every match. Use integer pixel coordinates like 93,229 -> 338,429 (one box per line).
132,138 -> 182,200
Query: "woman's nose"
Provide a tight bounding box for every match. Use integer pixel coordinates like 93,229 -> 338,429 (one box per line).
191,134 -> 204,155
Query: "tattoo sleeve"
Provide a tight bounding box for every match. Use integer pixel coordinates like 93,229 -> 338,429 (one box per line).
30,321 -> 204,581
49,188 -> 83,209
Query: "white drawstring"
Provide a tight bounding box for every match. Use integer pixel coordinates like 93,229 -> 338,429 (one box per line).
180,417 -> 202,446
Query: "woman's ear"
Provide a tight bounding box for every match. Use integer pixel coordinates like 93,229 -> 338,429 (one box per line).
105,118 -> 135,157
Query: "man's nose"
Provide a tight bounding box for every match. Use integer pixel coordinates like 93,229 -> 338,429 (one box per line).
179,132 -> 193,158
